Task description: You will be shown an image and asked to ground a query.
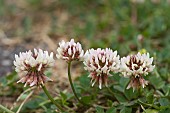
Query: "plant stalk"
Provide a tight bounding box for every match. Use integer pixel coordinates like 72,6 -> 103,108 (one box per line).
67,62 -> 84,105
41,84 -> 64,112
0,104 -> 14,113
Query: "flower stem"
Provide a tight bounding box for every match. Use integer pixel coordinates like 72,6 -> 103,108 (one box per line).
41,84 -> 64,112
0,104 -> 14,113
67,62 -> 84,105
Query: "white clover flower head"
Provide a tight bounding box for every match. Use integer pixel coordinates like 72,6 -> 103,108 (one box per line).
120,52 -> 155,90
56,39 -> 84,62
14,49 -> 55,87
83,48 -> 120,89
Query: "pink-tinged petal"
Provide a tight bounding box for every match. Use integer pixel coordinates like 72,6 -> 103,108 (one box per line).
92,79 -> 97,87
14,49 -> 55,87
38,63 -> 42,71
99,76 -> 102,89
17,76 -> 27,83
83,48 -> 120,89
42,75 -> 53,82
56,39 -> 84,61
30,75 -> 37,87
24,82 -> 28,87
120,52 -> 154,91
126,83 -> 132,90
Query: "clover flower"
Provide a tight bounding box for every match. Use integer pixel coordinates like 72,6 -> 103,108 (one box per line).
83,48 -> 120,89
120,52 -> 155,90
14,49 -> 55,87
56,39 -> 84,62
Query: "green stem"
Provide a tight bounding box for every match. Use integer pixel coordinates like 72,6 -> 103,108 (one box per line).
0,104 -> 14,113
138,99 -> 160,110
67,62 -> 84,105
41,84 -> 64,112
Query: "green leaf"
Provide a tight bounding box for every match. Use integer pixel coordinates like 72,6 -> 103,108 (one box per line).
159,108 -> 170,113
149,76 -> 165,89
81,95 -> 92,104
107,100 -> 113,107
114,77 -> 129,93
60,92 -> 68,105
6,71 -> 17,80
114,92 -> 127,103
25,98 -> 41,109
0,76 -> 7,86
124,88 -> 139,100
112,73 -> 121,82
20,93 -> 29,100
106,107 -> 116,113
144,109 -> 158,113
60,92 -> 67,101
114,85 -> 124,93
159,98 -> 170,106
96,106 -> 104,113
44,71 -> 52,77
120,107 -> 132,113
119,77 -> 129,90
162,85 -> 170,96
146,91 -> 154,104
6,71 -> 17,85
78,74 -> 90,88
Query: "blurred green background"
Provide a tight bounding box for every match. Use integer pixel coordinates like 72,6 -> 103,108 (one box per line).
1,0 -> 170,52
1,0 -> 170,75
